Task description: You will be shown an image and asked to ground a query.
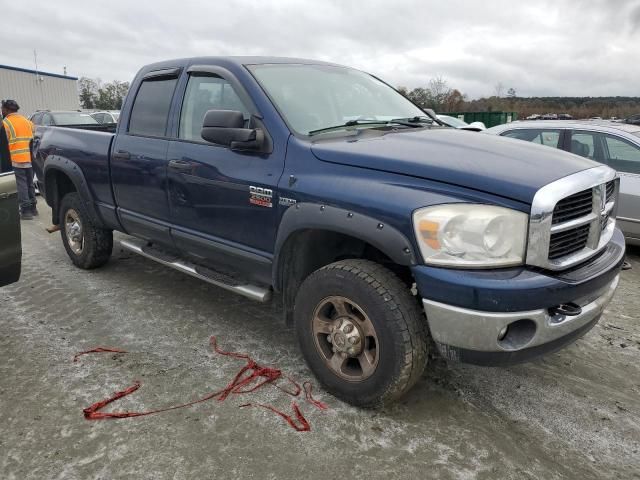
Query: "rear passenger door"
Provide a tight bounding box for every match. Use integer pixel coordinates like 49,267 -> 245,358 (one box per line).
601,134 -> 640,238
111,70 -> 179,246
568,130 -> 640,239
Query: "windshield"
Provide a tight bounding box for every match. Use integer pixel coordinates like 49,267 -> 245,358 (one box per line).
53,112 -> 98,125
438,115 -> 468,128
248,64 -> 426,135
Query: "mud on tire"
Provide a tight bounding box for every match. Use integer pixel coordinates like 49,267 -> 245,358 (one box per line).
59,192 -> 113,269
294,259 -> 429,407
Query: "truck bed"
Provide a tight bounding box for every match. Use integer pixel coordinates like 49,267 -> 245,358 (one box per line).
32,125 -> 116,208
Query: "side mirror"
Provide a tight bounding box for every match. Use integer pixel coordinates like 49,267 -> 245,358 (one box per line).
201,110 -> 264,151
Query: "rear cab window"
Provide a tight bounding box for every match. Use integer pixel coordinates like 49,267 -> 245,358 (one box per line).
502,129 -> 561,148
128,76 -> 178,137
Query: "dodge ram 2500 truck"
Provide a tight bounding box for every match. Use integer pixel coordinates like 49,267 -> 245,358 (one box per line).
32,57 -> 625,406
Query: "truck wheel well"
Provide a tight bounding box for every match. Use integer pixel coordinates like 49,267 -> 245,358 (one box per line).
45,170 -> 76,224
277,229 -> 412,325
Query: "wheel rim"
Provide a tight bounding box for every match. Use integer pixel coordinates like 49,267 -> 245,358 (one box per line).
312,296 -> 379,381
64,209 -> 84,255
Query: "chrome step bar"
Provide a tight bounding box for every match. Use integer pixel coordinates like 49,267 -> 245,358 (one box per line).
119,238 -> 272,303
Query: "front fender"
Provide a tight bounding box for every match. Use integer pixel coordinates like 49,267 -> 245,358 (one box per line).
272,202 -> 417,288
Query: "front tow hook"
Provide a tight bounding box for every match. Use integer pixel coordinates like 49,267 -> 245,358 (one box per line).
622,261 -> 632,271
549,302 -> 583,317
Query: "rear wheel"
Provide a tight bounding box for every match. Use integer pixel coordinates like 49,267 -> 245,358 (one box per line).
294,259 -> 429,407
59,192 -> 113,269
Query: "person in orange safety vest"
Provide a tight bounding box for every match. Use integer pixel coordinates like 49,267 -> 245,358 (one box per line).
1,99 -> 37,219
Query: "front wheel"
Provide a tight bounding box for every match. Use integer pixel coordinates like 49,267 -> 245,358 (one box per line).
294,259 -> 429,407
59,192 -> 113,269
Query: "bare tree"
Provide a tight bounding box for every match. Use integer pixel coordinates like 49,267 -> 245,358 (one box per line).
428,76 -> 451,110
494,82 -> 505,98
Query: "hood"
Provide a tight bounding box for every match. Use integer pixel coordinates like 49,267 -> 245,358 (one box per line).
310,128 -> 599,204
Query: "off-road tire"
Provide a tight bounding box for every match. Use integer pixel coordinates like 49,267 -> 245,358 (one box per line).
294,259 -> 429,407
59,192 -> 113,269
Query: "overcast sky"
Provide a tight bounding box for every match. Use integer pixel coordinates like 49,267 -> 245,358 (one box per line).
2,0 -> 639,98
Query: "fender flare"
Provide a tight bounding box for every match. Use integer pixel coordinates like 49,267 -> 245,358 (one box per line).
272,202 -> 417,288
43,155 -> 103,226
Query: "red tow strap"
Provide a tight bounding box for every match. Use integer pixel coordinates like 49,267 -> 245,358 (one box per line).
75,336 -> 328,431
73,347 -> 127,363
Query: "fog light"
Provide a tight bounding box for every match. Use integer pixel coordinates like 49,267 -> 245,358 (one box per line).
497,326 -> 509,341
497,319 -> 537,350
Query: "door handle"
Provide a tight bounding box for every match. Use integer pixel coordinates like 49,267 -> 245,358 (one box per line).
168,160 -> 193,172
113,150 -> 130,160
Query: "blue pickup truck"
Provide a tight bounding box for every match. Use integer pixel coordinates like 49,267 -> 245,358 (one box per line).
32,57 -> 625,406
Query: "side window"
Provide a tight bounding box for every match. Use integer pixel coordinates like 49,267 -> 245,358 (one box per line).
31,113 -> 43,125
603,134 -> 640,174
570,131 -> 598,160
41,114 -> 52,126
502,129 -> 561,148
179,75 -> 250,142
94,113 -> 105,123
128,77 -> 178,137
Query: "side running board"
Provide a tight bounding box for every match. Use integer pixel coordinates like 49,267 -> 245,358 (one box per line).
119,238 -> 272,303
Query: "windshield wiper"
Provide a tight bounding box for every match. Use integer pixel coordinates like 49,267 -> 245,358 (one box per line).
308,120 -> 390,136
308,118 -> 429,136
390,116 -> 435,126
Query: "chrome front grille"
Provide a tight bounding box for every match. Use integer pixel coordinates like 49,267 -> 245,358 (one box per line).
548,223 -> 590,260
527,166 -> 619,271
551,188 -> 593,225
605,180 -> 615,202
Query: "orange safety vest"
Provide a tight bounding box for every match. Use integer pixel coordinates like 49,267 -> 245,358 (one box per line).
2,113 -> 34,164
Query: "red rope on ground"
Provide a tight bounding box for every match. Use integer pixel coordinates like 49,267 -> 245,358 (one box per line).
73,347 -> 127,362
239,402 -> 311,432
303,381 -> 329,410
75,336 -> 328,431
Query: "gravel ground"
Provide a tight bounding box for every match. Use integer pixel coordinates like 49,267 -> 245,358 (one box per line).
1,205 -> 639,480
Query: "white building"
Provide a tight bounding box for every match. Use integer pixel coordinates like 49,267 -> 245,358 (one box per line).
0,64 -> 79,117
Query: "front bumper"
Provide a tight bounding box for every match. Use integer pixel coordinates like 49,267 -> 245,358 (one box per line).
423,275 -> 619,365
414,228 -> 625,366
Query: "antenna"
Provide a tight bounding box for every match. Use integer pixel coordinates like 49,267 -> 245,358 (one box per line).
33,49 -> 39,78
34,49 -> 45,105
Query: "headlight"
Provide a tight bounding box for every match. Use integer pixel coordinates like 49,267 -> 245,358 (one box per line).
413,204 -> 528,268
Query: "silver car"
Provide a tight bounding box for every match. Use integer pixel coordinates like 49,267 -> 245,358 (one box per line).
486,120 -> 640,245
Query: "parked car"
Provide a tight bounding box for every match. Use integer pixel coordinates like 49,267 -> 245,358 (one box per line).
625,114 -> 640,125
32,57 -> 625,406
526,114 -> 541,120
436,114 -> 486,131
90,111 -> 120,124
0,139 -> 21,287
30,110 -> 99,127
541,113 -> 558,120
486,120 -> 640,245
558,113 -> 573,120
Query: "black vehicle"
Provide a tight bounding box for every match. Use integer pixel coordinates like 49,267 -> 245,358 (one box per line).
0,131 -> 21,287
30,110 -> 101,128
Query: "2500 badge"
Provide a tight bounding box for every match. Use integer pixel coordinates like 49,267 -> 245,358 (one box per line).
249,186 -> 273,208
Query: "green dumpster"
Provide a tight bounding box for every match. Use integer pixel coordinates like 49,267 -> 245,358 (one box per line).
443,112 -> 518,128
